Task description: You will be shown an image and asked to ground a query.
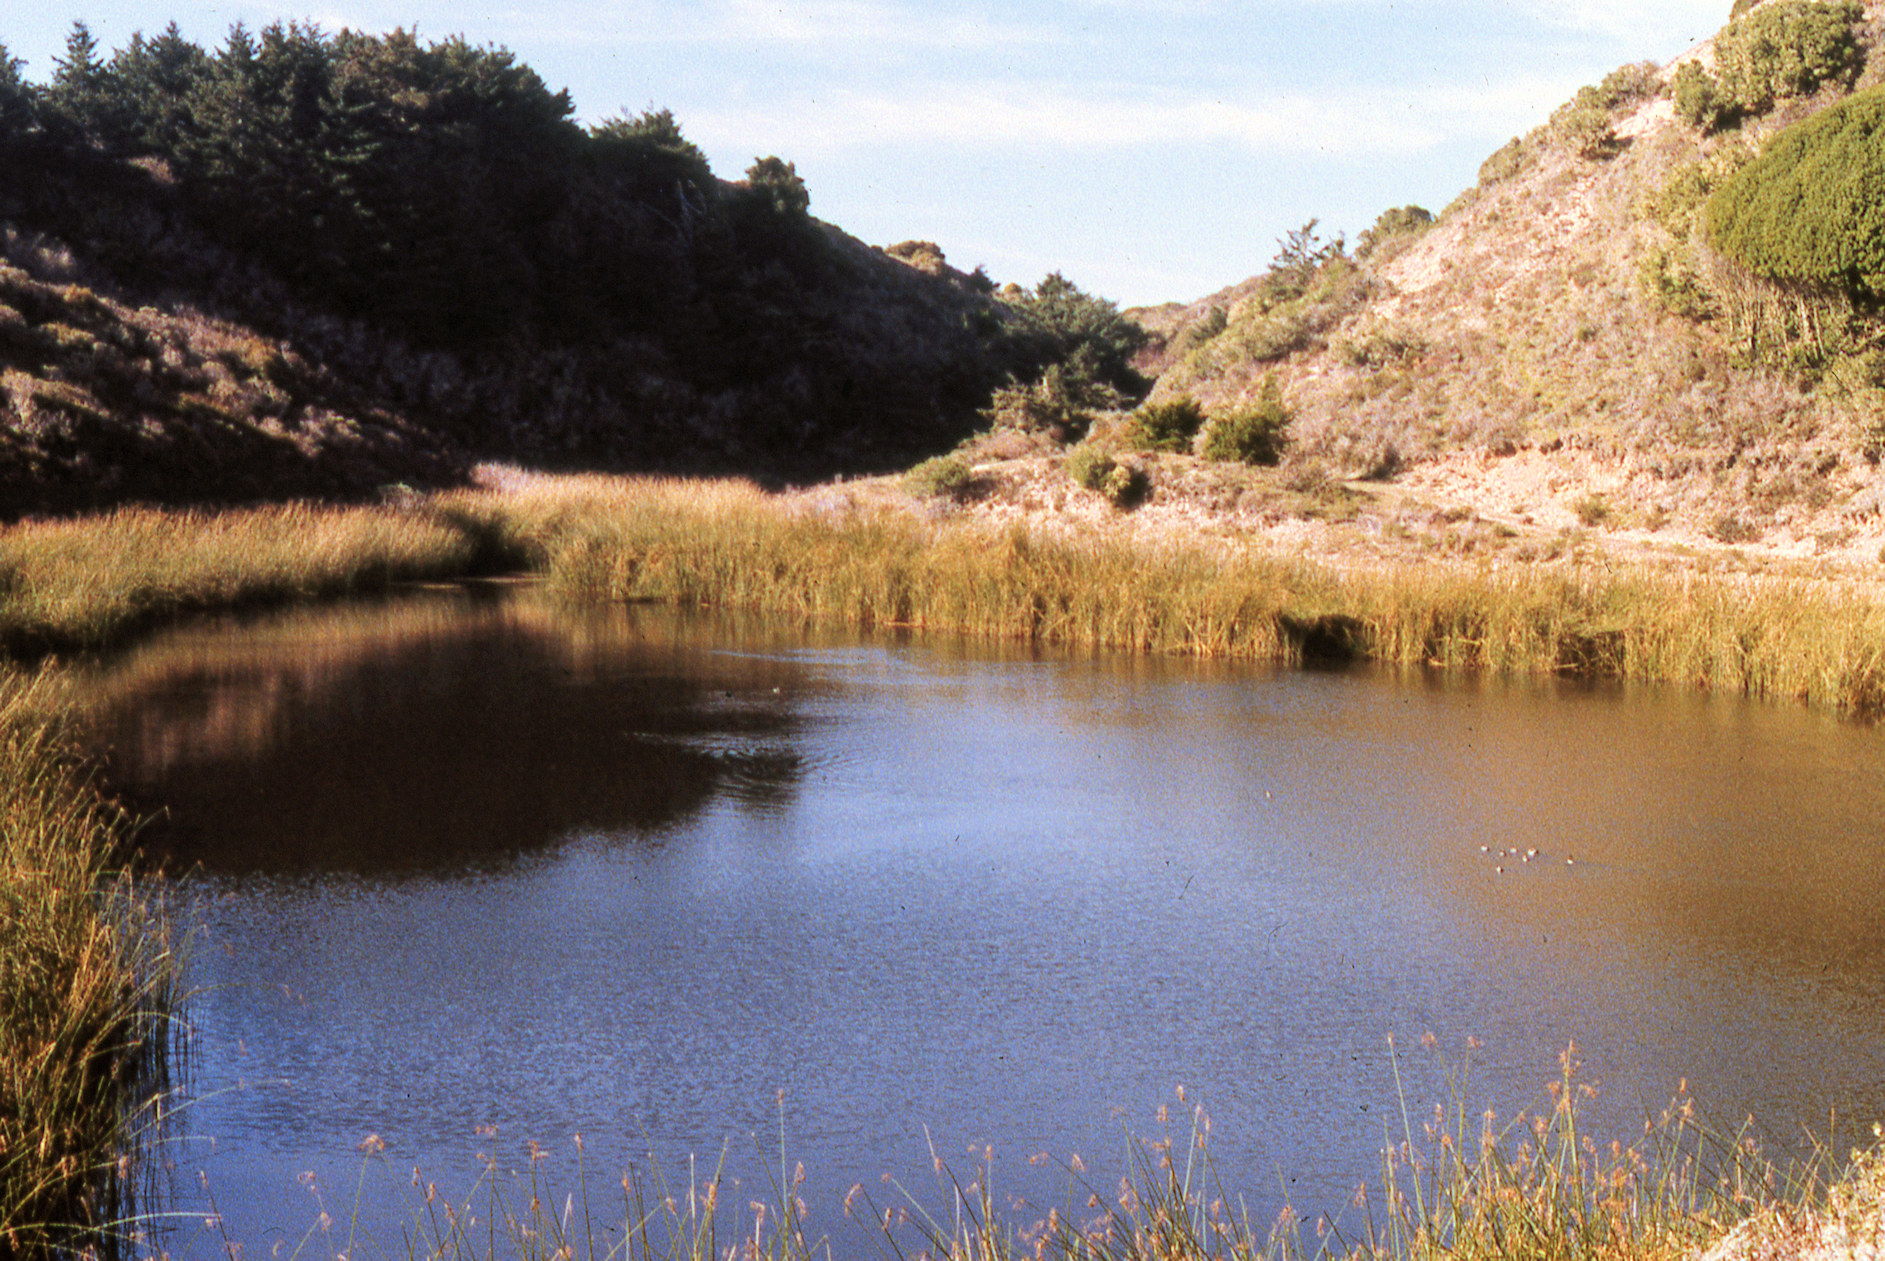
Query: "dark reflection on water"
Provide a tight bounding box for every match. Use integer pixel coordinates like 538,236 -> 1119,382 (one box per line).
80,584 -> 815,873
62,588 -> 1885,1258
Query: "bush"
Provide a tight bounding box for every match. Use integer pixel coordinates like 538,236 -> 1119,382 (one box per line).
905,454 -> 976,500
1478,133 -> 1539,186
1065,446 -> 1147,507
1671,3 -> 1861,132
1551,61 -> 1663,158
1101,461 -> 1150,508
1673,60 -> 1728,131
1356,205 -> 1434,261
1065,444 -> 1116,490
1203,383 -> 1290,466
1706,85 -> 1885,299
1128,396 -> 1205,452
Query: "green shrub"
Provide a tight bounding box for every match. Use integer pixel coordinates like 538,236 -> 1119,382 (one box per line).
1717,0 -> 1863,118
1065,444 -> 1116,490
1552,61 -> 1662,158
1101,462 -> 1149,508
1706,85 -> 1885,299
1169,306 -> 1227,356
1478,133 -> 1539,186
1129,396 -> 1205,452
905,454 -> 976,500
1203,384 -> 1290,466
1673,60 -> 1728,130
1356,205 -> 1434,260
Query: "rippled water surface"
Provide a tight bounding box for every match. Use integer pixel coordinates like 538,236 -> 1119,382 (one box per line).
71,583 -> 1885,1257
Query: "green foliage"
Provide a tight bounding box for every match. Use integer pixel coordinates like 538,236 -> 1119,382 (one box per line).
1551,61 -> 1662,158
1008,272 -> 1148,399
1357,205 -> 1434,261
1101,460 -> 1150,507
1707,85 -> 1885,299
589,108 -> 712,200
1262,219 -> 1344,303
1673,60 -> 1726,130
1682,0 -> 1863,131
741,155 -> 810,218
1169,305 -> 1227,357
1129,395 -> 1206,452
904,454 -> 976,500
1066,444 -> 1115,490
0,42 -> 34,139
1203,381 -> 1291,465
984,347 -> 1126,440
1478,133 -> 1540,186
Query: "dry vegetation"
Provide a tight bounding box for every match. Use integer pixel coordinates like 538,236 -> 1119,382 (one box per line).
0,229 -> 465,517
0,674 -> 174,1258
1125,0 -> 1885,567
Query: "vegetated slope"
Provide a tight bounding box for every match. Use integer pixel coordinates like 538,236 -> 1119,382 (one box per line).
1140,0 -> 1885,559
0,23 -> 1066,516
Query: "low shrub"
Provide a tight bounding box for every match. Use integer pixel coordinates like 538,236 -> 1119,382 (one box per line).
1551,61 -> 1662,158
904,454 -> 977,500
1065,444 -> 1116,490
1203,384 -> 1291,466
1356,205 -> 1435,262
1128,396 -> 1205,452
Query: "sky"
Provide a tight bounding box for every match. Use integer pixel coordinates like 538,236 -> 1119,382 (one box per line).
3,1 -> 1732,307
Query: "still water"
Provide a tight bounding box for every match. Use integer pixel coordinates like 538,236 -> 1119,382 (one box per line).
71,582 -> 1885,1257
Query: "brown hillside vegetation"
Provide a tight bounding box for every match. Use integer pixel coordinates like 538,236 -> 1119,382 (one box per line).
1124,0 -> 1885,567
0,227 -> 466,514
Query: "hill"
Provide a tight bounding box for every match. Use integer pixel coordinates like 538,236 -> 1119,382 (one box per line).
0,22 -> 1139,516
1118,0 -> 1885,564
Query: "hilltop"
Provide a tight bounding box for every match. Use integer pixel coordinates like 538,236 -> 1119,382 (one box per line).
1058,0 -> 1885,570
0,22 -> 1142,517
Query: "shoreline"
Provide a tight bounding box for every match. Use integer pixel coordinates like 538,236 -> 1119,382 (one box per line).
3,473 -> 1884,1257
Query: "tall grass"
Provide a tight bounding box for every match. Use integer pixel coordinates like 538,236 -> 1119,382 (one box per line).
0,672 -> 177,1257
429,477 -> 1885,717
0,503 -> 484,655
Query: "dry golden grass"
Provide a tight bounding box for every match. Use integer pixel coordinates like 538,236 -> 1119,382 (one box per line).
0,502 -> 481,654
0,672 -> 175,1257
430,475 -> 1885,717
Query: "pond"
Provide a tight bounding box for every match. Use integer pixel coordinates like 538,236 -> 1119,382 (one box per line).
71,582 -> 1885,1258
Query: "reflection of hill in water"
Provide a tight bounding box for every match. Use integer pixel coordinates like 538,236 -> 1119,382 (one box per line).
71,585 -> 820,875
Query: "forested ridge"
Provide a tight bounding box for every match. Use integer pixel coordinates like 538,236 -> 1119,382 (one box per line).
0,21 -> 1142,515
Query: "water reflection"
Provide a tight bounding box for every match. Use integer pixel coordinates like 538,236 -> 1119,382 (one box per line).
53,589 -> 1885,1257
74,585 -> 816,873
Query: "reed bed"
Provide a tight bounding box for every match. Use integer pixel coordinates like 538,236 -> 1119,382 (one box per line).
0,672 -> 176,1258
0,503 -> 483,655
432,476 -> 1885,717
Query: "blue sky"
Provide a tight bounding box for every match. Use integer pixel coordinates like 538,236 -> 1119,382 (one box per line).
5,1 -> 1728,306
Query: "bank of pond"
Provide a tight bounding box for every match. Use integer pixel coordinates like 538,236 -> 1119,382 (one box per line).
3,479 -> 1884,1259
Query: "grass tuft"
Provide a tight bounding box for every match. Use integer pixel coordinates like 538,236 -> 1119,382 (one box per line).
0,672 -> 177,1257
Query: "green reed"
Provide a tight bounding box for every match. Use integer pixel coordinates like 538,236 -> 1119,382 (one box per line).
0,671 -> 177,1258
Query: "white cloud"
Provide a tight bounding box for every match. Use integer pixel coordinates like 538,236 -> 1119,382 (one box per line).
685,72 -> 1584,160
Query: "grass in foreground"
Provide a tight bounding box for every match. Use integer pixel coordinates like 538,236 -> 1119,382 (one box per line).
0,672 -> 176,1257
207,1045 -> 1881,1261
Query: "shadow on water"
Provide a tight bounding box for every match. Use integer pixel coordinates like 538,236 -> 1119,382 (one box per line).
68,583 -> 818,875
